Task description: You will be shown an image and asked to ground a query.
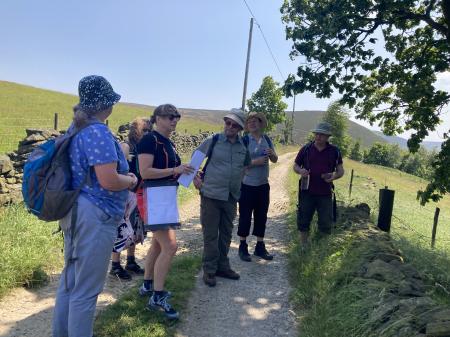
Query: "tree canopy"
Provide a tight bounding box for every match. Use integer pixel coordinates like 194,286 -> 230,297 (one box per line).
247,76 -> 288,131
281,0 -> 450,204
322,101 -> 351,156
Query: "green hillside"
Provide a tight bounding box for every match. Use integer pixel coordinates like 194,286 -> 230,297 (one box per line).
0,80 -> 385,153
0,81 -> 220,154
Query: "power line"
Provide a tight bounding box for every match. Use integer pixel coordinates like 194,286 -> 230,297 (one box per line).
241,0 -> 285,81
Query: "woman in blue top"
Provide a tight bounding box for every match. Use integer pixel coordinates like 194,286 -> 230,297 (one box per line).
238,112 -> 278,262
52,75 -> 138,337
137,104 -> 193,320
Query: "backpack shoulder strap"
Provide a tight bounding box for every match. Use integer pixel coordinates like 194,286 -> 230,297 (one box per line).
263,134 -> 273,149
202,133 -> 220,173
302,141 -> 314,170
242,134 -> 249,147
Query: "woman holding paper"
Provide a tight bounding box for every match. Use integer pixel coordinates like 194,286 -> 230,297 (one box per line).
136,104 -> 193,320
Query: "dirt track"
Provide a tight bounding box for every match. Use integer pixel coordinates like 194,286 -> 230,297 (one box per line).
0,153 -> 297,337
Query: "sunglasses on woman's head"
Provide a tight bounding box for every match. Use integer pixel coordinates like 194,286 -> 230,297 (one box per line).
225,120 -> 241,129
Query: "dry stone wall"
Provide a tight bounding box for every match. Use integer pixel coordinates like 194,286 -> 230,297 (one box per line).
0,124 -> 213,206
338,205 -> 450,337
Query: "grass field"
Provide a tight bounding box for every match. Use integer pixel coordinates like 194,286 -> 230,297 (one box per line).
0,81 -> 220,154
287,159 -> 450,336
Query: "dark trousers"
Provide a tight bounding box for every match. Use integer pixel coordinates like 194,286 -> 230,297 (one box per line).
200,195 -> 237,274
238,183 -> 270,238
297,191 -> 332,234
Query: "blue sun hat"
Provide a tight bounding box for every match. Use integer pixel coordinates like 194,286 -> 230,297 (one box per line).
78,75 -> 121,113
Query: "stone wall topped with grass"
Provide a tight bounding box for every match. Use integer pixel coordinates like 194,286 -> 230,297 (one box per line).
0,124 -> 213,206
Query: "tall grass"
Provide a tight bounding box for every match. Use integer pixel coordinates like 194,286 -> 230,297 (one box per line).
94,255 -> 202,337
0,187 -> 196,299
0,204 -> 63,298
287,158 -> 450,336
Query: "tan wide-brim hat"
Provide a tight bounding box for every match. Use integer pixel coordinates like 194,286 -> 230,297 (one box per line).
246,111 -> 268,129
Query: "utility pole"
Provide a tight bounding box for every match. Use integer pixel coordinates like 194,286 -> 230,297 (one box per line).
241,18 -> 254,111
291,95 -> 296,143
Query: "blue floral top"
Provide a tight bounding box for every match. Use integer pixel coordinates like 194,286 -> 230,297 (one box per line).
69,122 -> 129,218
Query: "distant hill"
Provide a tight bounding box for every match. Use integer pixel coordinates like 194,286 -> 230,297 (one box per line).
373,131 -> 442,151
2,80 -> 431,154
149,107 -> 388,148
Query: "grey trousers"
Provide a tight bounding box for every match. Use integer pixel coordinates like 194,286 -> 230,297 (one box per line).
200,195 -> 237,274
53,195 -> 120,337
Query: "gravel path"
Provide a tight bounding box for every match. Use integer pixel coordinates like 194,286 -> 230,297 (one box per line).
175,153 -> 298,337
0,153 -> 297,337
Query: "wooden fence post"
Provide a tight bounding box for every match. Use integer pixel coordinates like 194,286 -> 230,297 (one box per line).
349,169 -> 354,198
431,207 -> 440,248
54,113 -> 59,130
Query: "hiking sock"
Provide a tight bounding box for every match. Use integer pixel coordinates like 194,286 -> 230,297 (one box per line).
112,261 -> 121,269
143,279 -> 153,291
153,290 -> 164,299
126,256 -> 136,264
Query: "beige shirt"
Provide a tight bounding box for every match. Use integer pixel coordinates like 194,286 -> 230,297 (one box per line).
197,133 -> 251,201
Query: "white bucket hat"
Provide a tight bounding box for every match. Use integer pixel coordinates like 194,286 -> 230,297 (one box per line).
223,108 -> 246,129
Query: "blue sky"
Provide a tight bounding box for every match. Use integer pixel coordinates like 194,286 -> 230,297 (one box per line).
0,0 -> 448,141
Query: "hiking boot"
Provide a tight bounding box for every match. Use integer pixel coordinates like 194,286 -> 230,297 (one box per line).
147,292 -> 179,320
238,241 -> 252,262
125,261 -> 145,274
254,241 -> 274,261
110,264 -> 132,280
216,269 -> 240,280
203,273 -> 217,287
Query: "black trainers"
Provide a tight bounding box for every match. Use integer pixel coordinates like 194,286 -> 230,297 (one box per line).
216,269 -> 240,280
239,242 -> 252,262
147,292 -> 179,320
203,273 -> 217,287
110,264 -> 132,280
125,261 -> 144,274
254,242 -> 274,261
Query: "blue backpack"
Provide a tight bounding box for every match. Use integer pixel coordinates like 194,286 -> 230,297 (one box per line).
22,123 -> 97,221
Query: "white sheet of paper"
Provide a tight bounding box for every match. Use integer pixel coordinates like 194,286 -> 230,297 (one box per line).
177,150 -> 206,188
145,185 -> 179,225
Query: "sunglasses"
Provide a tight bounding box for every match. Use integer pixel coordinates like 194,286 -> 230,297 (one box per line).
160,114 -> 181,121
225,120 -> 241,129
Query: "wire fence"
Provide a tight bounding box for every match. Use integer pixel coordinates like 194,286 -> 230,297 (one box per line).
336,168 -> 450,251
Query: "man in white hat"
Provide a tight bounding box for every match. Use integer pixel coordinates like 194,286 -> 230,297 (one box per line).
194,108 -> 251,287
293,122 -> 344,249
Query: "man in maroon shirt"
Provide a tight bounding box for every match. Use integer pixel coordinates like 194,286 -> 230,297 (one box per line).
293,122 -> 345,249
